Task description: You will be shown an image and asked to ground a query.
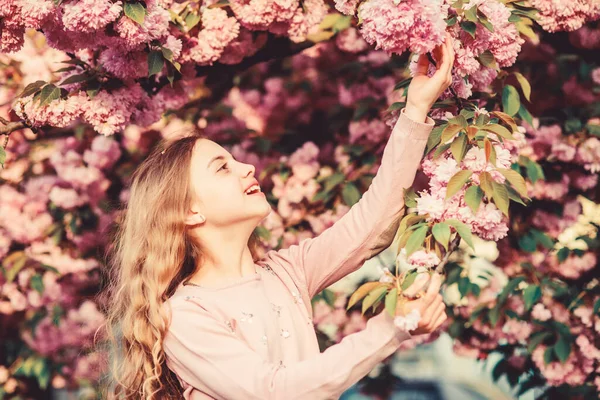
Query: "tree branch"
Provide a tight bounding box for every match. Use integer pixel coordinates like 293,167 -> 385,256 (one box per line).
0,118 -> 27,137
435,236 -> 462,274
181,34 -> 316,111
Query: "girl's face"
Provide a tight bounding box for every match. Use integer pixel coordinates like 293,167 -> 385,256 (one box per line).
187,139 -> 271,227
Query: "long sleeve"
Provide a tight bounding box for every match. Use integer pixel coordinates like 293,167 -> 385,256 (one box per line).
263,109 -> 434,298
163,302 -> 412,400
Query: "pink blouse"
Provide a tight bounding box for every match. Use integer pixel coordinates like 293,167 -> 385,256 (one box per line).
162,109 -> 435,399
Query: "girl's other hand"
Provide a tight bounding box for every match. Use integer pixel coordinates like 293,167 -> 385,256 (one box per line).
399,273 -> 447,335
404,33 -> 456,122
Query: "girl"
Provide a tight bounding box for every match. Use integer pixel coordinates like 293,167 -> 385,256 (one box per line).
102,35 -> 455,399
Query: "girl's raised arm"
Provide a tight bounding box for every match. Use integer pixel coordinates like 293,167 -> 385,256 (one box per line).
262,35 -> 454,299
263,109 -> 434,299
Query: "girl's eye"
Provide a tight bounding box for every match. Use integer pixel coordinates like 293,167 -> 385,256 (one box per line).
218,163 -> 229,172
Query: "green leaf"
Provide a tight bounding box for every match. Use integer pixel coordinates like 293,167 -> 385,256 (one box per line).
387,102 -> 406,111
433,142 -> 451,159
482,123 -> 514,140
502,85 -> 521,116
124,2 -> 146,25
60,73 -> 91,86
36,84 -> 61,107
446,16 -> 458,26
477,10 -> 495,32
333,15 -> 352,32
394,78 -> 412,91
477,50 -> 497,69
460,21 -> 477,38
556,247 -> 570,263
342,182 -> 361,206
207,0 -> 230,8
362,286 -> 387,315
404,187 -> 417,208
445,170 -> 473,200
30,274 -> 44,294
385,288 -> 398,317
593,298 -> 600,316
525,159 -> 544,183
554,336 -> 571,363
6,254 -> 27,283
523,284 -> 541,311
528,331 -> 552,353
465,185 -> 483,213
450,133 -> 468,164
531,229 -> 554,249
488,305 -> 501,326
161,47 -> 174,62
441,123 -> 463,143
404,225 -> 428,257
446,219 -> 474,249
425,125 -> 443,154
184,12 -> 201,31
518,104 -> 534,126
513,72 -> 531,102
432,222 -> 451,251
18,80 -> 46,98
347,282 -> 381,310
518,232 -> 537,253
401,269 -> 419,291
464,6 -> 478,22
479,171 -> 494,199
491,181 -> 510,217
0,146 -> 6,168
458,276 -> 470,297
148,50 -> 164,77
497,168 -> 528,198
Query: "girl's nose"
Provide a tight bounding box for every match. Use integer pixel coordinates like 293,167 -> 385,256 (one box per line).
243,162 -> 255,177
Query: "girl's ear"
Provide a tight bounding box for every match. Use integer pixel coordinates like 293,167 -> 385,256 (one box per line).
185,210 -> 205,226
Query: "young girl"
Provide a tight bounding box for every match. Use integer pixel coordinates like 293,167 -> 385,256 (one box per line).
102,35 -> 455,399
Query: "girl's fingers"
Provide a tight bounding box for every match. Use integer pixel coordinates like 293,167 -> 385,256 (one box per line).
421,294 -> 443,322
424,273 -> 442,305
432,312 -> 448,331
429,302 -> 446,328
415,54 -> 430,76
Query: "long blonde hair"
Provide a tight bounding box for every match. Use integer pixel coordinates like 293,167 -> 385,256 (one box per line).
97,131 -> 261,398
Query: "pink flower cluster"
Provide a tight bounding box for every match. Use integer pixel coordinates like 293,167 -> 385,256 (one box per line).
357,0 -> 449,55
15,83 -> 188,135
531,0 -> 600,32
415,130 -> 518,241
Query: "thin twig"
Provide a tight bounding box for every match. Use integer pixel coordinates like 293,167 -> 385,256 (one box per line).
0,120 -> 27,137
435,235 -> 462,274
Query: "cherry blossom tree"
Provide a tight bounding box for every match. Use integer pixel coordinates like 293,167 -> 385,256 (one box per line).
0,0 -> 599,398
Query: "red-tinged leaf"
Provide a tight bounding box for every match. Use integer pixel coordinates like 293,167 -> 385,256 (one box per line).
484,138 -> 492,162
466,125 -> 479,140
491,111 -> 518,132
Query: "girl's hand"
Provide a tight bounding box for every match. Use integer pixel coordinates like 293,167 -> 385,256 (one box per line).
397,273 -> 447,335
404,33 -> 456,123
